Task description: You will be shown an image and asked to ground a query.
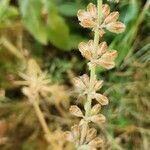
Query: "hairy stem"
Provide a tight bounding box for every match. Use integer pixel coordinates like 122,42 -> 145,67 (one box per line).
80,0 -> 103,145
85,0 -> 103,117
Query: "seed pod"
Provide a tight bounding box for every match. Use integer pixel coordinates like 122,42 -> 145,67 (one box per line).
101,50 -> 117,61
80,74 -> 90,86
97,42 -> 108,56
78,41 -> 94,60
79,44 -> 93,60
77,3 -> 97,27
102,4 -> 110,18
77,10 -> 86,21
94,93 -> 109,105
106,21 -> 126,33
90,114 -> 106,124
74,77 -> 86,92
94,80 -> 103,91
96,50 -> 117,69
91,104 -> 101,115
86,128 -> 97,143
80,19 -> 96,28
69,105 -> 83,117
104,11 -> 119,24
87,3 -> 97,17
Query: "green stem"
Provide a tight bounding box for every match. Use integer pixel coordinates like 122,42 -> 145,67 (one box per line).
80,0 -> 103,145
85,0 -> 103,117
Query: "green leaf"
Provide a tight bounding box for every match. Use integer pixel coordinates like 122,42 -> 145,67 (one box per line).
0,0 -> 10,22
47,11 -> 70,50
117,117 -> 129,128
58,2 -> 85,17
123,0 -> 139,24
19,0 -> 48,44
18,0 -> 70,50
0,0 -> 18,23
45,1 -> 70,50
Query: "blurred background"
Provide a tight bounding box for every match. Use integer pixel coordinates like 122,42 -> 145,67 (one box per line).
0,0 -> 149,150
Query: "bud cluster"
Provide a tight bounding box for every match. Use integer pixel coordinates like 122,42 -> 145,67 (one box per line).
66,0 -> 125,149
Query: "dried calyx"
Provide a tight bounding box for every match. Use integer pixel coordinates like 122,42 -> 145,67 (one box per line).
79,40 -> 117,69
78,3 -> 125,36
69,105 -> 106,125
73,74 -> 108,105
65,124 -> 103,150
16,59 -> 51,102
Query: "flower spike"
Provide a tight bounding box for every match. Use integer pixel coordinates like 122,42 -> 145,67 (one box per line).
66,0 -> 126,149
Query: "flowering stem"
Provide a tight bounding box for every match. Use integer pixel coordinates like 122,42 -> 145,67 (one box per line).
80,0 -> 103,145
32,99 -> 51,143
85,0 -> 103,117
